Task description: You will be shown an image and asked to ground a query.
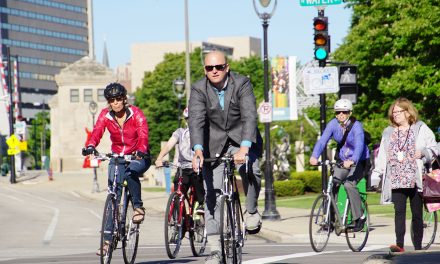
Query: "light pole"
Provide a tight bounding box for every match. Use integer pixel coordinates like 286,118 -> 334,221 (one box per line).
6,47 -> 16,183
253,0 -> 280,220
89,100 -> 99,193
173,77 -> 185,127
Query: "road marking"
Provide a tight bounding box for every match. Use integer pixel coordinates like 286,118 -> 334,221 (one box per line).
70,191 -> 81,198
43,207 -> 59,245
4,186 -> 54,203
243,245 -> 386,264
0,192 -> 24,202
87,208 -> 101,220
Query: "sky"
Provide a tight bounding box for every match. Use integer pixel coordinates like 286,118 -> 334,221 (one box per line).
92,0 -> 353,69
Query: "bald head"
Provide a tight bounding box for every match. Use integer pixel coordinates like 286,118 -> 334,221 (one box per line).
203,50 -> 230,89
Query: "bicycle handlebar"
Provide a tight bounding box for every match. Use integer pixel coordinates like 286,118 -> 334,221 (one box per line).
313,160 -> 346,167
92,152 -> 135,162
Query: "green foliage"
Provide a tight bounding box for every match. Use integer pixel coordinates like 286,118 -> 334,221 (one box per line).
135,49 -> 264,156
273,179 -> 305,197
27,111 -> 50,169
334,0 -> 440,140
290,170 -> 322,193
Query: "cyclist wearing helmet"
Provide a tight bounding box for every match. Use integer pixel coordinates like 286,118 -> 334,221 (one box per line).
83,82 -> 151,227
155,107 -> 205,213
310,98 -> 370,232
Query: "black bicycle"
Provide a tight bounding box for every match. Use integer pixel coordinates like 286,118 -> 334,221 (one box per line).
204,154 -> 248,264
88,152 -> 140,264
309,161 -> 370,252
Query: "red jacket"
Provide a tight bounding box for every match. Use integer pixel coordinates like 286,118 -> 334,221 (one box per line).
88,106 -> 149,154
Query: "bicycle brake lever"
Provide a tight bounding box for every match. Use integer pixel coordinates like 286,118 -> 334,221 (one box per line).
245,154 -> 249,174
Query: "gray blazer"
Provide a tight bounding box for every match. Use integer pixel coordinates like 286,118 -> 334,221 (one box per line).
189,71 -> 262,158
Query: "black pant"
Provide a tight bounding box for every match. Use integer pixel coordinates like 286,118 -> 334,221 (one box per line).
392,188 -> 423,250
173,168 -> 205,205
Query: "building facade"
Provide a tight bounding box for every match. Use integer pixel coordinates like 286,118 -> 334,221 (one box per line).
0,0 -> 89,120
130,36 -> 261,91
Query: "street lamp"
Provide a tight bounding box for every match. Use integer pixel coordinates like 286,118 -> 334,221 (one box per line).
173,77 -> 185,127
253,0 -> 280,220
89,100 -> 99,193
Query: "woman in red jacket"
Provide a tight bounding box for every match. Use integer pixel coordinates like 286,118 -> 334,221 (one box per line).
84,82 -> 150,226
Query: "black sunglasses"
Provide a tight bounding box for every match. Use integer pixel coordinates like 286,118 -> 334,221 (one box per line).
335,110 -> 350,115
204,64 -> 227,72
108,97 -> 124,103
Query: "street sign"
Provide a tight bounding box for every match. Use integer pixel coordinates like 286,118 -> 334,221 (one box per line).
300,0 -> 342,6
6,134 -> 19,149
302,66 -> 339,95
258,101 -> 272,123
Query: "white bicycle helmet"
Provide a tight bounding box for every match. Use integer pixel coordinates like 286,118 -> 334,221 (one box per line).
334,99 -> 353,111
183,107 -> 189,119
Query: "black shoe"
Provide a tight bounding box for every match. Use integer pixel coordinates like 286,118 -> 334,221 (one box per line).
322,223 -> 334,232
353,217 -> 366,232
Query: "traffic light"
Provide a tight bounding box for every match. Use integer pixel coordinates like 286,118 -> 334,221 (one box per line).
313,16 -> 330,67
338,65 -> 358,104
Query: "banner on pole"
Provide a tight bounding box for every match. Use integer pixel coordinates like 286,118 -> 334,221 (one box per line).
270,56 -> 298,121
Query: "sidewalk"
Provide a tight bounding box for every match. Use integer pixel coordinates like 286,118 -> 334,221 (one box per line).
2,171 -> 440,263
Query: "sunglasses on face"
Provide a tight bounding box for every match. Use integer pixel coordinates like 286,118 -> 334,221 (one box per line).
108,97 -> 124,103
335,111 -> 350,115
204,64 -> 227,72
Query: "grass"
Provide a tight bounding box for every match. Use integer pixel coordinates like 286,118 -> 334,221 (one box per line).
143,187 -> 166,192
276,192 -> 398,218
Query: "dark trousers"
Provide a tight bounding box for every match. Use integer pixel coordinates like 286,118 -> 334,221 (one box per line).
173,168 -> 205,205
391,188 -> 423,250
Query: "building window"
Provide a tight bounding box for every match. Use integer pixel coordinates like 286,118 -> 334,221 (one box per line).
70,89 -> 79,102
98,89 -> 105,102
84,89 -> 93,102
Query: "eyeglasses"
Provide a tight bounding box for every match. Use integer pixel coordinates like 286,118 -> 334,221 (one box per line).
204,64 -> 227,72
392,109 -> 406,115
335,111 -> 350,115
108,97 -> 124,103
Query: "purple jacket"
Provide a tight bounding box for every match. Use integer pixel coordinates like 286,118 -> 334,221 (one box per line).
311,118 -> 369,163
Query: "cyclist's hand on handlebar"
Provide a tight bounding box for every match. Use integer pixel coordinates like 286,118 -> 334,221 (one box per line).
192,150 -> 203,173
82,146 -> 97,156
309,156 -> 318,166
155,158 -> 163,168
234,147 -> 249,165
343,160 -> 354,169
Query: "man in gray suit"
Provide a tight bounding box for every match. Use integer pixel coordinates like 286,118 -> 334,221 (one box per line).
189,50 -> 263,263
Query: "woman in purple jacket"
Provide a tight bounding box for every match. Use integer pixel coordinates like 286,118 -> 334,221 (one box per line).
310,99 -> 370,232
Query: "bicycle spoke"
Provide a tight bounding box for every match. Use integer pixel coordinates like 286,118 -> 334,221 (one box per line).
100,195 -> 116,264
122,194 -> 139,264
411,209 -> 437,250
346,202 -> 369,252
189,207 -> 207,257
164,193 -> 182,259
309,194 -> 331,252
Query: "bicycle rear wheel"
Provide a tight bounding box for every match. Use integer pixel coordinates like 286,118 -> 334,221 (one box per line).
189,208 -> 207,257
220,195 -> 236,263
411,209 -> 437,250
346,201 -> 370,252
100,195 -> 117,264
309,194 -> 331,252
122,193 -> 139,264
164,192 -> 183,259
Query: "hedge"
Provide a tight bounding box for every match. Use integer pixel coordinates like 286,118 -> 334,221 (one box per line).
290,171 -> 322,193
273,179 -> 305,197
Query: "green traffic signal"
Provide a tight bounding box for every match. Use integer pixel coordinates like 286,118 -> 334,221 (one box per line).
315,48 -> 328,60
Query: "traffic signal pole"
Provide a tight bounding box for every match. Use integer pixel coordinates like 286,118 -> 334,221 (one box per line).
6,47 -> 16,184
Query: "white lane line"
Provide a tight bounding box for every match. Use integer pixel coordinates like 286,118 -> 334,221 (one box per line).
43,207 -> 60,245
243,245 -> 387,264
3,186 -> 53,203
70,191 -> 81,198
0,192 -> 24,202
87,208 -> 102,220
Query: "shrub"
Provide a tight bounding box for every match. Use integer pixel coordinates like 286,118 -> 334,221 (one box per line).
290,171 -> 322,193
274,179 -> 305,197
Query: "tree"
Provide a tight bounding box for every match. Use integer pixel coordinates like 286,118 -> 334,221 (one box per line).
334,0 -> 440,142
27,111 -> 50,169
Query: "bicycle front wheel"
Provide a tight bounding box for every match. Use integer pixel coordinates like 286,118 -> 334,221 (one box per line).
189,208 -> 207,257
100,195 -> 117,264
122,193 -> 139,264
164,192 -> 183,259
345,201 -> 370,252
411,209 -> 437,250
220,195 -> 237,264
309,194 -> 331,252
